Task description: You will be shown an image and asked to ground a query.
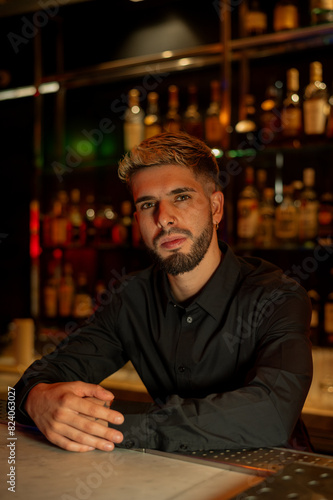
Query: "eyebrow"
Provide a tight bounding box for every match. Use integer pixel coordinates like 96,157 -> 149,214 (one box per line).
134,187 -> 197,205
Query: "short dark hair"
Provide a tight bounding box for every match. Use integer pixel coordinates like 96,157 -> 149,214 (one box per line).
118,132 -> 220,191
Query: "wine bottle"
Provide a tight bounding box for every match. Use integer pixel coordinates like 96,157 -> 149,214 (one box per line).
244,0 -> 267,36
183,84 -> 203,139
204,80 -> 223,149
310,0 -> 333,25
273,0 -> 299,32
123,88 -> 144,151
303,61 -> 329,136
144,91 -> 162,139
281,68 -> 302,140
164,85 -> 181,133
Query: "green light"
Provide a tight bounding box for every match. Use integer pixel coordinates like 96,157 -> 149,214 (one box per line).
76,140 -> 94,156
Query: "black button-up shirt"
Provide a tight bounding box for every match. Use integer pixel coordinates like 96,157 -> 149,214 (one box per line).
14,242 -> 313,452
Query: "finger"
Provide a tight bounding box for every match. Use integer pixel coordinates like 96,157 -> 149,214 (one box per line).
76,397 -> 124,426
72,412 -> 124,444
52,418 -> 123,452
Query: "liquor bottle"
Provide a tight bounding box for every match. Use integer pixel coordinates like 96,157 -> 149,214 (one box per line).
273,0 -> 299,31
318,191 -> 333,245
144,92 -> 162,139
260,84 -> 281,140
183,85 -> 203,139
94,202 -> 117,247
308,288 -> 321,345
275,185 -> 298,247
50,191 -> 70,247
256,187 -> 276,248
68,188 -> 86,247
244,1 -> 267,36
298,168 -> 319,246
281,68 -> 302,140
303,61 -> 329,136
123,88 -> 144,151
310,0 -> 333,24
112,200 -> 133,246
164,85 -> 181,133
204,80 -> 224,149
72,271 -> 93,319
234,94 -> 257,143
237,166 -> 260,247
58,262 -> 75,317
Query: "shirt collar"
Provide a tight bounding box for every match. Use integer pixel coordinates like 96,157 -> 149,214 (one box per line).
158,242 -> 244,320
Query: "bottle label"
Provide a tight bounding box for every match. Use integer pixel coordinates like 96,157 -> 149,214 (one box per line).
274,6 -> 299,31
237,199 -> 259,239
275,206 -> 298,239
282,108 -> 302,136
303,99 -> 328,135
324,302 -> 333,334
299,201 -> 319,240
245,12 -> 267,34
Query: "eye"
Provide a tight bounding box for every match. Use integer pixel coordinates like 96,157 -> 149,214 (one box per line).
140,201 -> 156,210
175,194 -> 191,202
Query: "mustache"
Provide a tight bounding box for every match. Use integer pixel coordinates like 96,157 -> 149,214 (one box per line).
153,227 -> 193,245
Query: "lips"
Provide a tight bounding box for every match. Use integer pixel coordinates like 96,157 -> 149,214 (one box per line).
159,236 -> 187,250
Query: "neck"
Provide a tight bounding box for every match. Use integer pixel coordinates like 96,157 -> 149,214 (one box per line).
167,236 -> 222,304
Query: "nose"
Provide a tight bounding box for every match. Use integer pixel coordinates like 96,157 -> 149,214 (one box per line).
155,201 -> 176,229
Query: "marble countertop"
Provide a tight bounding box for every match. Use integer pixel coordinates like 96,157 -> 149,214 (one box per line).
0,424 -> 262,500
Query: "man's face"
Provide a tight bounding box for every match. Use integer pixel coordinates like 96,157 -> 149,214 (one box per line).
132,164 -> 221,275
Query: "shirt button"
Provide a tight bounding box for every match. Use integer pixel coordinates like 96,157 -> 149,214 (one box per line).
178,365 -> 186,373
186,316 -> 193,323
179,444 -> 188,451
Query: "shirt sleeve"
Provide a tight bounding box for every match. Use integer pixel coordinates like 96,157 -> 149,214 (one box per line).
112,286 -> 313,452
13,306 -> 128,426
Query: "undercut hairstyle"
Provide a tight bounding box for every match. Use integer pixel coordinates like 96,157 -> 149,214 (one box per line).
118,132 -> 221,192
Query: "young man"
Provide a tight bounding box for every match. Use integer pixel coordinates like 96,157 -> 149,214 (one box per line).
14,132 -> 313,453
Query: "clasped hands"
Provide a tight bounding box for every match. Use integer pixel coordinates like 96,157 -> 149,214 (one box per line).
25,381 -> 124,452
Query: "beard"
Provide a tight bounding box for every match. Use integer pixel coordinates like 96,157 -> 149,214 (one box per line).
146,214 -> 214,276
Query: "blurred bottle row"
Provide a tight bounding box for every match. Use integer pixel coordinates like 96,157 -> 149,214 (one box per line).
43,260 -> 108,320
42,189 -> 141,249
236,166 -> 333,248
123,61 -> 333,153
241,0 -> 333,38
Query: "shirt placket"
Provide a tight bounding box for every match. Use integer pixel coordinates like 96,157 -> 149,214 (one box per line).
174,306 -> 198,393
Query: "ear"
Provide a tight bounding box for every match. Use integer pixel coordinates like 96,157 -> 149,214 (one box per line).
210,191 -> 224,224
133,211 -> 138,224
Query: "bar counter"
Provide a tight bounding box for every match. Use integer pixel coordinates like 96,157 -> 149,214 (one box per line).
1,414 -> 333,500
